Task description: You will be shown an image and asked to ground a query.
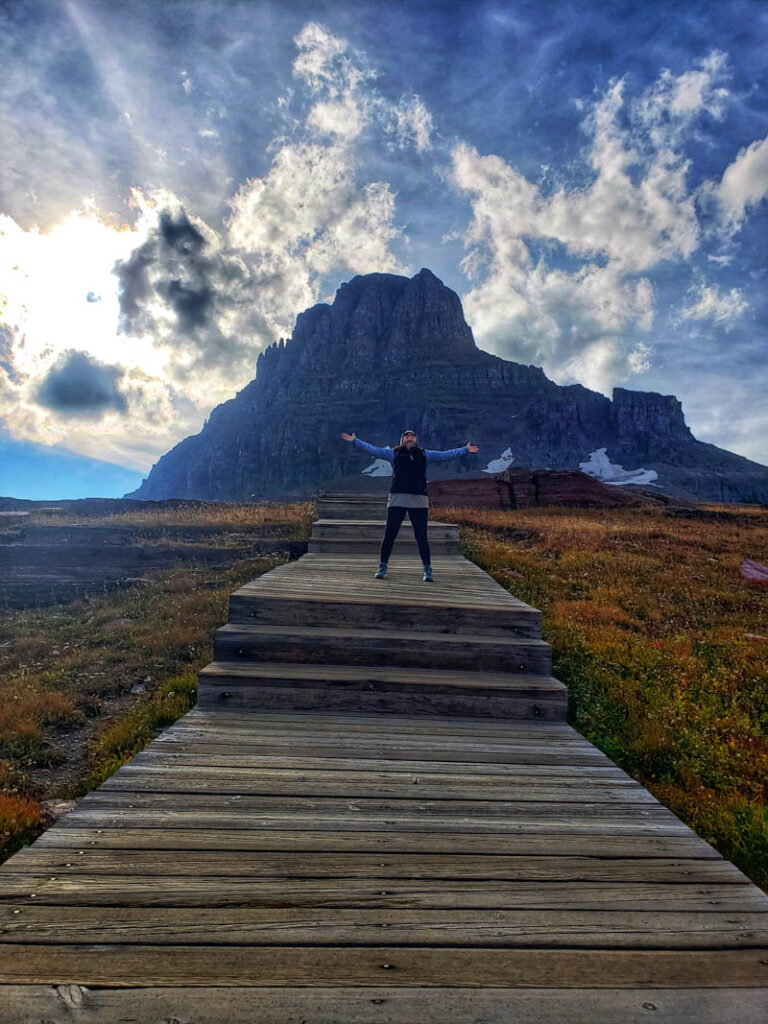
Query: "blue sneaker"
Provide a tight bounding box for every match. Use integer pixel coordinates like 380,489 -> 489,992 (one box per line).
374,562 -> 388,579
423,565 -> 434,582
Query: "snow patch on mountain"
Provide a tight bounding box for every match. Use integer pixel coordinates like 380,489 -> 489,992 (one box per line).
483,447 -> 515,474
362,458 -> 392,477
580,448 -> 658,486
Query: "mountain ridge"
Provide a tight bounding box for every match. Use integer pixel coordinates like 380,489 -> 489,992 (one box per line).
128,268 -> 768,503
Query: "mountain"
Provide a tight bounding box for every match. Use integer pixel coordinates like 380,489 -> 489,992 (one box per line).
128,269 -> 768,503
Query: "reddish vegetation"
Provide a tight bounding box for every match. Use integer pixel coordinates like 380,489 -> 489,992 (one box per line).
429,468 -> 660,509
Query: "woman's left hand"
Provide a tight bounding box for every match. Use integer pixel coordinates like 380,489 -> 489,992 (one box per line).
466,442 -> 479,453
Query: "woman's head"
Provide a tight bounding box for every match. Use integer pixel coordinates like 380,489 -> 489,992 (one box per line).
400,429 -> 418,447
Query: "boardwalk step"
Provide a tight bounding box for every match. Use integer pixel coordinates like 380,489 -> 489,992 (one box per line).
213,624 -> 552,674
197,661 -> 567,719
316,497 -> 387,521
229,590 -> 541,638
311,519 -> 460,540
308,538 -> 461,554
308,520 -> 461,554
315,506 -> 387,519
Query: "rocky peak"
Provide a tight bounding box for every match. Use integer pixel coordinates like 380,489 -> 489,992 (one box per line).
610,387 -> 694,461
255,269 -> 478,387
383,268 -> 478,364
611,387 -> 691,437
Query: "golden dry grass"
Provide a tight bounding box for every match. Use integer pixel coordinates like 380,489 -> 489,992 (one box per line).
20,500 -> 314,529
438,503 -> 768,888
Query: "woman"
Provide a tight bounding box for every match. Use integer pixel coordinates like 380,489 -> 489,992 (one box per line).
341,430 -> 479,581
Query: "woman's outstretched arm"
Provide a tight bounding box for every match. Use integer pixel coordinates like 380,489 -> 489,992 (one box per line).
341,432 -> 395,462
425,442 -> 479,462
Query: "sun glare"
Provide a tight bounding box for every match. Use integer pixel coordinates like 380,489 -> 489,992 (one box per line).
0,206 -> 165,378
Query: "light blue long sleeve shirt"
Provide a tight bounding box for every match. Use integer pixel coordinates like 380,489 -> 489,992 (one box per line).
352,438 -> 468,462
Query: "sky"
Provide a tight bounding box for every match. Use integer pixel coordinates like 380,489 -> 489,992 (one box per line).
1,0 -> 766,498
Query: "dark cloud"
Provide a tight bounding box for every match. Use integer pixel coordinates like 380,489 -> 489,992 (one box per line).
114,208 -> 216,333
158,210 -> 206,255
113,241 -> 157,325
37,350 -> 127,418
113,207 -> 270,375
156,278 -> 214,332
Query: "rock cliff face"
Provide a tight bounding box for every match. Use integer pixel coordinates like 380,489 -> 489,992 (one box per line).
128,269 -> 768,503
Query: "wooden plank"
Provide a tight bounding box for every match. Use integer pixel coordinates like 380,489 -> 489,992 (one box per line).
211,633 -> 552,675
145,740 -> 615,766
196,683 -> 568,720
162,712 -> 585,740
2,945 -> 768,987
176,714 -> 576,735
232,583 -> 531,609
139,729 -> 597,752
198,663 -> 560,693
182,707 -> 577,727
3,985 -> 767,1024
152,741 -> 596,764
29,827 -> 721,857
1,905 -> 765,948
1,877 -> 762,911
1,850 -> 743,884
131,750 -> 633,779
99,770 -> 654,804
50,808 -> 695,835
158,729 -> 588,753
106,763 -> 640,789
75,792 -> 680,820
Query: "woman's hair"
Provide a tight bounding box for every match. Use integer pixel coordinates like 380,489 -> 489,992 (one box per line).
393,442 -> 425,456
396,429 -> 419,448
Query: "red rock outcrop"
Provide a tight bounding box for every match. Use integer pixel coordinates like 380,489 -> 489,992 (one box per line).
428,468 -> 661,509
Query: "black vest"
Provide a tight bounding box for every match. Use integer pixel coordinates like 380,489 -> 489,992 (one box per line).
391,446 -> 428,495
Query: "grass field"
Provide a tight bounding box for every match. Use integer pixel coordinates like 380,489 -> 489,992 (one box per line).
1,498 -> 766,890
438,502 -> 768,888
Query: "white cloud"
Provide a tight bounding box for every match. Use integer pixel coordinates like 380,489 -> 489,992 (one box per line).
293,21 -> 433,151
292,22 -> 356,96
450,58 -> 734,392
710,134 -> 768,228
628,341 -> 652,374
633,51 -> 729,147
227,23 -> 417,336
453,134 -> 660,391
377,95 -> 435,153
227,143 -> 404,339
681,281 -> 748,327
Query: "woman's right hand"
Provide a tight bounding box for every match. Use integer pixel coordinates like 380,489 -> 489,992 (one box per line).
341,432 -> 356,442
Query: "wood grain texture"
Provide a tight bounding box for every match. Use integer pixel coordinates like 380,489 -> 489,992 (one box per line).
2,945 -> 768,987
2,985 -> 767,1024
2,905 -> 764,947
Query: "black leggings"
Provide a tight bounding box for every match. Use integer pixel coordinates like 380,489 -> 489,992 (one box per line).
380,506 -> 430,565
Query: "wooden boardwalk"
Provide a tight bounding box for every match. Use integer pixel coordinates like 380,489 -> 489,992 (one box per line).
1,494 -> 767,1022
